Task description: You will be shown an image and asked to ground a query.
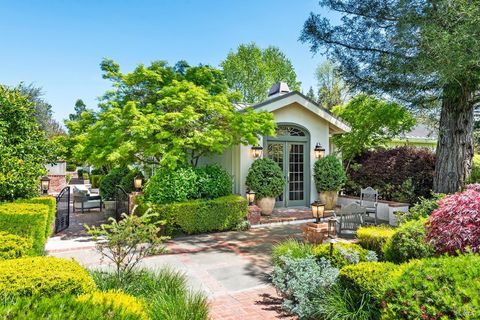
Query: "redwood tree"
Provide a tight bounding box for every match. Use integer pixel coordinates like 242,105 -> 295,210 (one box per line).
300,0 -> 480,193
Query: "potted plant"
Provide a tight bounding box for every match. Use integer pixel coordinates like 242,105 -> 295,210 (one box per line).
313,155 -> 346,210
245,158 -> 285,215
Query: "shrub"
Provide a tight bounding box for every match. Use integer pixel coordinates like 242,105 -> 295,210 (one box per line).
357,225 -> 395,259
272,255 -> 339,319
383,218 -> 434,263
383,254 -> 480,319
272,239 -> 314,266
321,284 -> 377,320
426,188 -> 480,255
90,174 -> 104,189
66,162 -> 76,172
196,164 -> 232,199
345,147 -> 435,203
100,167 -> 130,200
395,193 -> 445,224
245,158 -> 285,199
0,292 -> 147,319
313,155 -> 346,192
86,212 -> 167,283
17,196 -> 57,238
0,256 -> 96,297
468,154 -> 480,183
92,269 -> 209,320
0,232 -> 31,260
150,195 -> 248,235
313,243 -> 377,268
144,166 -> 198,204
0,202 -> 49,255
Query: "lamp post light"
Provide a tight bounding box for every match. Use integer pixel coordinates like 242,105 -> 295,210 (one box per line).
326,237 -> 338,257
310,201 -> 325,223
251,145 -> 263,159
134,175 -> 143,192
327,218 -> 337,238
314,143 -> 326,159
40,176 -> 50,195
246,191 -> 256,206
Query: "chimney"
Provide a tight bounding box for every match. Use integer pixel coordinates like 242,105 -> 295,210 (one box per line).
267,82 -> 290,99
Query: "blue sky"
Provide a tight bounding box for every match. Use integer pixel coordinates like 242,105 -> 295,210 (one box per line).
0,0 -> 329,122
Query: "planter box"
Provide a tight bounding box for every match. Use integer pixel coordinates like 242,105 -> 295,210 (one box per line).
337,195 -> 409,226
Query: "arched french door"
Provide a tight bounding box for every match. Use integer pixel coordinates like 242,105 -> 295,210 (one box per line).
264,124 -> 310,207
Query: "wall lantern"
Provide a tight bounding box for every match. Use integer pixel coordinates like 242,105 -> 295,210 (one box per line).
251,145 -> 263,159
40,176 -> 51,195
314,143 -> 326,159
310,200 -> 325,223
134,175 -> 143,191
246,191 -> 256,206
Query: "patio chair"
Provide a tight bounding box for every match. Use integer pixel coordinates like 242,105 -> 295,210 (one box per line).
73,185 -> 102,213
358,187 -> 379,225
337,203 -> 365,237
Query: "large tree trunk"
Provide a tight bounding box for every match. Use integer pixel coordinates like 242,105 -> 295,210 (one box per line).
433,88 -> 475,194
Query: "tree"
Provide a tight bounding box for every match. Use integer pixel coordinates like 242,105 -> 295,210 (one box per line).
221,43 -> 301,103
300,0 -> 480,193
0,85 -> 54,201
69,99 -> 88,122
16,83 -> 64,138
306,86 -> 316,101
314,60 -> 348,110
331,94 -> 415,169
77,59 -> 276,169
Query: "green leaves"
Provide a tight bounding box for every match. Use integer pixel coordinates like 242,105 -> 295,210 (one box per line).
313,155 -> 346,192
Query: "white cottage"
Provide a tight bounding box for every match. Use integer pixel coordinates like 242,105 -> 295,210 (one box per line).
199,83 -> 351,208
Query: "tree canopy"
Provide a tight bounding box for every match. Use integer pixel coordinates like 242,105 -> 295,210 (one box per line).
221,43 -> 301,103
0,85 -> 54,200
68,59 -> 276,169
332,94 -> 415,166
314,60 -> 348,110
301,0 -> 480,193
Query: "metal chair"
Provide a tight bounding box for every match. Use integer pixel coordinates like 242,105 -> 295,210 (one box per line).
337,203 -> 365,236
359,187 -> 379,225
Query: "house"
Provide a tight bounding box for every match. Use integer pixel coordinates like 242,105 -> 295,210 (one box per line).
387,123 -> 438,150
199,83 -> 351,208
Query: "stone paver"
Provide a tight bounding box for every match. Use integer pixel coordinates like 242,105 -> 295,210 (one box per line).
47,224 -> 304,319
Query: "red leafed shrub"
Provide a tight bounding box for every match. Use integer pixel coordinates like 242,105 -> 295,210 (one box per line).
426,187 -> 480,255
345,147 -> 435,203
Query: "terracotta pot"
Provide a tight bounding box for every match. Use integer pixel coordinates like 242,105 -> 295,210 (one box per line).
319,191 -> 338,210
257,197 -> 276,215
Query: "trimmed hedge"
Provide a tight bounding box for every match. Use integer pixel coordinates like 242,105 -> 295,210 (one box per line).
312,243 -> 376,268
0,256 -> 96,297
0,292 -> 147,319
149,195 -> 248,235
383,254 -> 480,319
357,225 -> 395,259
383,218 -> 434,263
0,203 -> 49,255
17,196 -> 56,238
0,232 -> 31,260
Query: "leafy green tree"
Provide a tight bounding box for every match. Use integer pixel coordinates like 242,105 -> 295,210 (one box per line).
16,83 -> 64,138
0,85 -> 54,200
331,95 -> 415,168
300,0 -> 480,193
315,60 -> 348,110
69,99 -> 88,122
306,86 -> 316,101
221,43 -> 301,103
77,59 -> 275,169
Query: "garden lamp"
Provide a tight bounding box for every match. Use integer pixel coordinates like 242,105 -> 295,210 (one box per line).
310,201 -> 325,223
327,218 -> 337,238
251,145 -> 263,159
134,175 -> 143,191
246,191 -> 256,206
314,143 -> 325,159
325,237 -> 338,257
40,176 -> 50,195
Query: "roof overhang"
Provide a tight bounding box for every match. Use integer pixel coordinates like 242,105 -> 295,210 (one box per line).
250,91 -> 351,133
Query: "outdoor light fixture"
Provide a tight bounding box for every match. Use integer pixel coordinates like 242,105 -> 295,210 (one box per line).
40,176 -> 50,195
251,145 -> 263,159
314,143 -> 326,159
246,191 -> 256,206
134,175 -> 143,191
310,201 -> 325,223
327,218 -> 337,238
326,237 -> 338,257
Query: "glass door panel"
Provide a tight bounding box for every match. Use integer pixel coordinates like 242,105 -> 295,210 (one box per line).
267,142 -> 285,206
287,143 -> 306,206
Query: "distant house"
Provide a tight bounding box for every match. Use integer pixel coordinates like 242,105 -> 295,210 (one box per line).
387,124 -> 438,150
199,83 -> 351,208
